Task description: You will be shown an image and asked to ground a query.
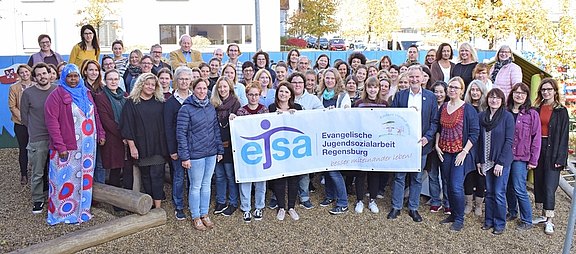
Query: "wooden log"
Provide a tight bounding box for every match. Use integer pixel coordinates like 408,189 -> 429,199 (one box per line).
12,208 -> 167,254
92,182 -> 152,215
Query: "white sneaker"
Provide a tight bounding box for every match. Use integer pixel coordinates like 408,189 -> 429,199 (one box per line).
532,216 -> 547,224
355,201 -> 364,214
288,208 -> 300,220
368,199 -> 380,214
544,222 -> 555,235
276,208 -> 285,221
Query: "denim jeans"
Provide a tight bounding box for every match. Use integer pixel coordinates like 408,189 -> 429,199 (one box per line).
427,153 -> 449,207
325,171 -> 348,207
506,161 -> 532,224
215,162 -> 239,207
485,165 -> 511,230
392,155 -> 426,210
94,148 -> 106,184
27,140 -> 49,203
239,181 -> 266,212
188,155 -> 216,219
440,153 -> 466,225
171,158 -> 186,210
298,174 -> 310,202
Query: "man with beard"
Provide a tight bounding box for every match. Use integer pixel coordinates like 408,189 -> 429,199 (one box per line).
20,62 -> 57,214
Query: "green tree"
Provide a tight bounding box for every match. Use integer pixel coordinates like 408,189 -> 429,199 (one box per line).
287,0 -> 339,40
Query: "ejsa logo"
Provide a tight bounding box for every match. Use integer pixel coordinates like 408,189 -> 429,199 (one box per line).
240,119 -> 311,169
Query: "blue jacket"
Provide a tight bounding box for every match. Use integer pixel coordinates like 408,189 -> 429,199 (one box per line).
391,88 -> 438,155
164,95 -> 183,156
476,110 -> 515,167
176,95 -> 224,160
436,102 -> 480,174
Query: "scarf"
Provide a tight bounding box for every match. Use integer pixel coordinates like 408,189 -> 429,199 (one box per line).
103,86 -> 126,123
59,64 -> 91,115
192,94 -> 210,107
322,89 -> 335,101
480,107 -> 504,131
127,64 -> 142,76
490,58 -> 512,82
217,95 -> 239,124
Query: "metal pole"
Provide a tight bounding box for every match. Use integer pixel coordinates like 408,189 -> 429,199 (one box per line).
255,0 -> 261,51
562,179 -> 576,254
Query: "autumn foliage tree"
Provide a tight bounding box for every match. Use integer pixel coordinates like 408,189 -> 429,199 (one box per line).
421,0 -> 576,72
76,0 -> 122,36
338,0 -> 399,42
287,0 -> 339,41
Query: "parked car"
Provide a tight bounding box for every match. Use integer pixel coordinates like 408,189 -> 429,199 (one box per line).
348,40 -> 366,51
306,37 -> 316,48
315,38 -> 329,50
328,38 -> 346,51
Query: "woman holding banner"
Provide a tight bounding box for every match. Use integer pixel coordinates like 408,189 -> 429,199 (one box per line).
317,68 -> 350,215
267,81 -> 303,221
230,81 -> 270,223
350,76 -> 387,214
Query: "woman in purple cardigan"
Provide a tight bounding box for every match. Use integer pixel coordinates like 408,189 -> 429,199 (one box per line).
44,63 -> 105,225
489,45 -> 522,98
505,83 -> 541,230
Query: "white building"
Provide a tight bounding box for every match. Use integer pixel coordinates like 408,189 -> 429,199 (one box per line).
0,0 -> 280,56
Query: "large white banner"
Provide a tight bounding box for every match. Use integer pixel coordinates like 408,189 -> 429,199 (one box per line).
230,108 -> 422,183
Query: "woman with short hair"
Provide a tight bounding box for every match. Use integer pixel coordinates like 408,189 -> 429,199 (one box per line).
477,88 -> 515,235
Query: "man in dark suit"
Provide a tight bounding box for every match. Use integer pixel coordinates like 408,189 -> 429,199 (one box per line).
387,65 -> 438,222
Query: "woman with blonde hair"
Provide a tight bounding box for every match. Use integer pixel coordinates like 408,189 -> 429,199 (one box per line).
254,68 -> 276,107
121,73 -> 168,209
211,76 -> 241,217
317,68 -> 351,109
451,42 -> 478,88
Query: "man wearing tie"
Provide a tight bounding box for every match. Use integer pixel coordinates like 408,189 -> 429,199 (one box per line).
387,65 -> 438,222
169,34 -> 203,69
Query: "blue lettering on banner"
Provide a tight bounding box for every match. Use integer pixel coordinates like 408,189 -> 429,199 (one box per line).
240,119 -> 311,169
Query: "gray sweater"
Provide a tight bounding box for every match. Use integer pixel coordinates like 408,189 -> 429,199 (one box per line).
20,84 -> 56,142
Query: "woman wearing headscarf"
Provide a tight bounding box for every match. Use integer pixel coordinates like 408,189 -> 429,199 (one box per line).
489,45 -> 522,98
44,64 -> 105,225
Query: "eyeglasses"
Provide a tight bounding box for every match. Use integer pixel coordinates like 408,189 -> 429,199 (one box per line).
247,93 -> 260,97
499,51 -> 511,54
105,78 -> 120,81
448,85 -> 461,90
540,88 -> 554,92
513,91 -> 527,96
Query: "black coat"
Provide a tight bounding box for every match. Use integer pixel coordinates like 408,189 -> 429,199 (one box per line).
537,105 -> 569,167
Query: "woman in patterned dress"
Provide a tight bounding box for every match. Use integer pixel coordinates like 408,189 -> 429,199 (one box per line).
44,64 -> 105,225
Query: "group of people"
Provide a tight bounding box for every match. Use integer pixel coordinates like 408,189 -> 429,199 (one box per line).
8,30 -> 568,236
